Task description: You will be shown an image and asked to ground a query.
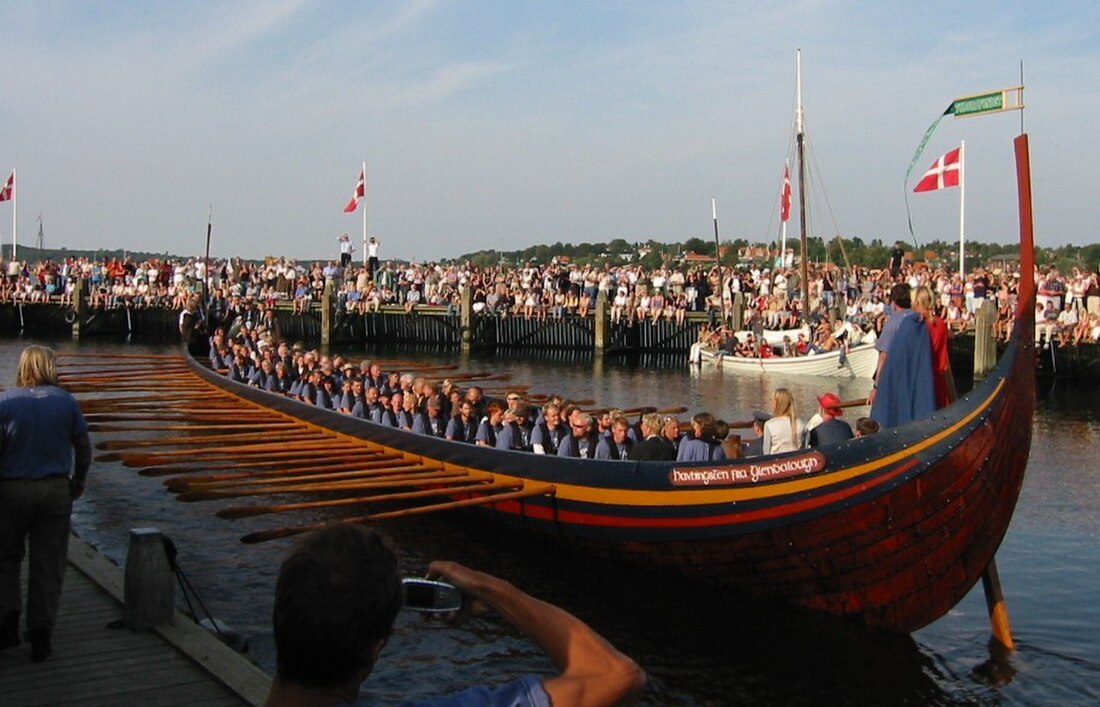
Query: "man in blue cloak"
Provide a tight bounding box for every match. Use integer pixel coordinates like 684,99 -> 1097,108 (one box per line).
869,283 -> 936,429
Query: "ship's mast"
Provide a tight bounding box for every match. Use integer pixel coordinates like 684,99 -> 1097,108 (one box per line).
795,50 -> 810,327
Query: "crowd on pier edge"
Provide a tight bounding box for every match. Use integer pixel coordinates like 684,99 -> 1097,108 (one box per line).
5,248 -> 1100,346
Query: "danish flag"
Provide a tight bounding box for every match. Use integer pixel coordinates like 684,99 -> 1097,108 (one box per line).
779,162 -> 792,222
0,171 -> 13,202
913,147 -> 961,192
343,167 -> 365,213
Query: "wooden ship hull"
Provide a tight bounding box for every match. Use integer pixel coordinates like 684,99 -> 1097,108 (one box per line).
70,135 -> 1036,634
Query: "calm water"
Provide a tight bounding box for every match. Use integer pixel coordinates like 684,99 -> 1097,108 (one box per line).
4,334 -> 1098,706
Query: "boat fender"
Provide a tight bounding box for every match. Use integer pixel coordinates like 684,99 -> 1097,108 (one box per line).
64,310 -> 78,324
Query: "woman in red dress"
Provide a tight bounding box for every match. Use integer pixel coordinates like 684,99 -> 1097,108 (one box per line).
914,285 -> 954,408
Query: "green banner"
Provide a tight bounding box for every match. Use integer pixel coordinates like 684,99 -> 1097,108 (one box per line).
952,91 -> 1006,117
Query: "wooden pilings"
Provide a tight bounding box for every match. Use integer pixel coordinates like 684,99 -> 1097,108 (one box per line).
321,281 -> 333,348
123,527 -> 175,631
4,297 -> 709,355
594,291 -> 608,354
974,300 -> 997,380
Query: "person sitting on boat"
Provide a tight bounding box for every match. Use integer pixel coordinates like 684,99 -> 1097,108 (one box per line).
531,404 -> 567,455
593,410 -> 614,439
445,401 -> 479,443
626,413 -> 674,461
869,283 -> 936,429
263,523 -> 644,707
854,417 -> 880,437
558,412 -> 602,459
717,423 -> 742,460
741,410 -> 771,457
375,391 -> 403,427
337,377 -> 361,414
351,385 -> 379,420
806,393 -> 853,448
733,334 -> 755,358
413,396 -> 448,438
780,335 -> 796,357
494,405 -> 532,452
676,413 -> 726,463
228,352 -> 252,385
314,376 -> 339,411
660,415 -> 682,457
267,361 -> 294,396
475,402 -> 506,448
249,357 -> 275,390
762,389 -> 806,455
594,417 -> 634,461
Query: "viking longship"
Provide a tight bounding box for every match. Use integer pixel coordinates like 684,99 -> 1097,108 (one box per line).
66,134 -> 1035,635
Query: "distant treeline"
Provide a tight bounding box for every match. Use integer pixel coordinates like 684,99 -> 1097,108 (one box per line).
5,236 -> 1097,274
456,237 -> 1099,274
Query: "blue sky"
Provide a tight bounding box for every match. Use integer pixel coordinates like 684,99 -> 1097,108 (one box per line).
1,1 -> 1096,262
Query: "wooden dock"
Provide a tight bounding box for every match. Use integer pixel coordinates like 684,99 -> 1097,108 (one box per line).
0,536 -> 271,706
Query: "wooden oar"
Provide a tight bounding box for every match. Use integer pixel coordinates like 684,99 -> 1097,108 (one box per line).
83,405 -> 262,417
182,462 -> 472,492
177,463 -> 463,498
89,421 -> 304,433
163,453 -> 407,490
58,352 -> 187,360
58,359 -> 190,366
68,384 -> 216,393
58,367 -> 191,376
139,451 -> 409,477
107,436 -> 349,460
240,484 -> 556,544
83,409 -> 278,420
178,469 -> 471,502
217,479 -> 520,519
104,441 -> 357,466
95,429 -> 315,450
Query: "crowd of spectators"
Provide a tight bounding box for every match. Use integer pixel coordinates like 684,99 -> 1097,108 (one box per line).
3,251 -> 1100,345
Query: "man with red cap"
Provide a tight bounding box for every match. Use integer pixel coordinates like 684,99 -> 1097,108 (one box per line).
807,392 -> 853,448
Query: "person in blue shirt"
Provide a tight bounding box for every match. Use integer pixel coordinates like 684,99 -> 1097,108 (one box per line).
263,524 -> 644,707
0,346 -> 92,663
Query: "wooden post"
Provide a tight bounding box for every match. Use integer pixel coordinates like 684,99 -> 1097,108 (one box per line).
731,292 -> 744,331
974,299 -> 997,380
460,286 -> 473,353
123,527 -> 175,630
594,290 -> 608,354
321,281 -> 333,348
981,559 -> 1015,651
71,278 -> 85,339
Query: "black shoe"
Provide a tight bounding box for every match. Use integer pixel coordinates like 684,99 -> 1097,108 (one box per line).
26,629 -> 51,662
0,610 -> 19,651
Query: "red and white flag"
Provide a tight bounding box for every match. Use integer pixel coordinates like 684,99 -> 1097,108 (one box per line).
0,171 -> 13,202
913,146 -> 961,192
343,167 -> 365,213
779,162 -> 792,222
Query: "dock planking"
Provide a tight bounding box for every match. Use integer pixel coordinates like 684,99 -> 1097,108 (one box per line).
0,536 -> 270,706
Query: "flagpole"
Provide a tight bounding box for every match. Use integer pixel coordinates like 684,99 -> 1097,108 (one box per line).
712,197 -> 724,315
11,168 -> 16,262
204,205 -> 213,302
362,161 -> 368,267
958,140 -> 966,280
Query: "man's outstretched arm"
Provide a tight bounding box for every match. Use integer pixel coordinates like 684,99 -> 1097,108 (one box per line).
429,561 -> 646,707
